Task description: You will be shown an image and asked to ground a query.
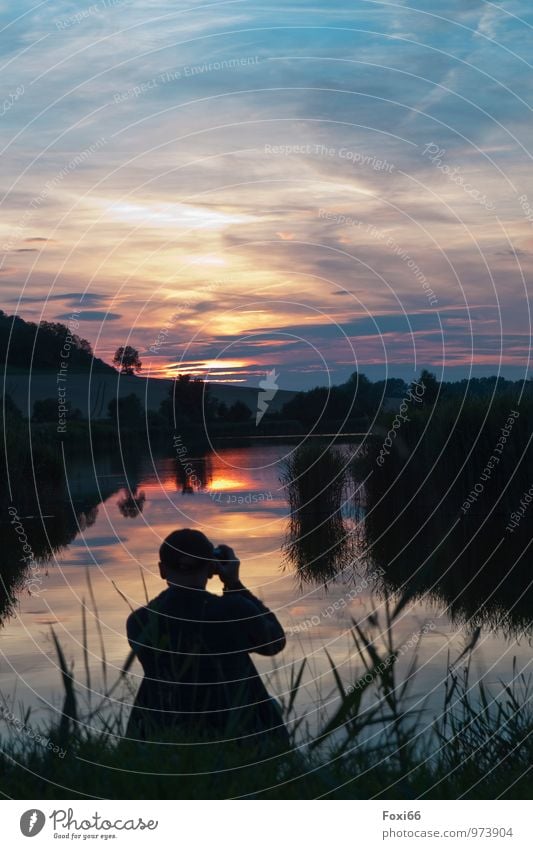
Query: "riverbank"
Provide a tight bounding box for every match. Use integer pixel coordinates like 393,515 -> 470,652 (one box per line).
1,597 -> 531,800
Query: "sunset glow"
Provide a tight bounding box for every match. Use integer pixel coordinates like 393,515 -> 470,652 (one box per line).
0,1 -> 530,391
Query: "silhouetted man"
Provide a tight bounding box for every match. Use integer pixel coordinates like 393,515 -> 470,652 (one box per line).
126,528 -> 288,750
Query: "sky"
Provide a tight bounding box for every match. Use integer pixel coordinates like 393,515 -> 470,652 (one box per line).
1,0 -> 532,391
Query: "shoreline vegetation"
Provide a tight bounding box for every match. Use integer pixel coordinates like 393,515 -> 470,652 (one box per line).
2,393 -> 532,797
352,391 -> 533,634
1,310 -> 532,797
2,309 -> 531,454
0,588 -> 531,799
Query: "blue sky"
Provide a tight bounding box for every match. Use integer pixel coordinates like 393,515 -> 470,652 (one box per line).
1,0 -> 532,389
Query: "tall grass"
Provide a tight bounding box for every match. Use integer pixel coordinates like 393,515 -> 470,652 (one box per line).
0,586 -> 531,799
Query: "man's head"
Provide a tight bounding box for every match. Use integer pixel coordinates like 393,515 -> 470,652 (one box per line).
159,528 -> 216,588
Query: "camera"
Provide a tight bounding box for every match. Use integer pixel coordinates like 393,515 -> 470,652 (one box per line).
212,545 -> 228,574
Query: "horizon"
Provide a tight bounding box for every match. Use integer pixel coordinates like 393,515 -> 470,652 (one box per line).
2,305 -> 531,392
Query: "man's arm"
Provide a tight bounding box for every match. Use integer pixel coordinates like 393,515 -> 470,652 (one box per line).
126,605 -> 158,669
223,584 -> 286,656
215,545 -> 286,656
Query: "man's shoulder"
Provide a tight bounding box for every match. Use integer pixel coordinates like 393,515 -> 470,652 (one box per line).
126,605 -> 148,634
127,591 -> 168,631
126,588 -> 260,629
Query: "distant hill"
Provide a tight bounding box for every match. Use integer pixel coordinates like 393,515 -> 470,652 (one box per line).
0,309 -> 114,373
0,310 -> 296,418
2,370 -> 296,420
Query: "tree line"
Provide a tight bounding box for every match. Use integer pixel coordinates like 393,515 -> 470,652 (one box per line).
0,310 -> 113,371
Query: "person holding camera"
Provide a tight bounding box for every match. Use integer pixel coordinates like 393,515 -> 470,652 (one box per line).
126,528 -> 288,750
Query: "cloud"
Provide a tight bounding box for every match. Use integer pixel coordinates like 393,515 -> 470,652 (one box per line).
56,311 -> 122,321
494,248 -> 531,258
0,0 -> 530,386
20,292 -> 111,306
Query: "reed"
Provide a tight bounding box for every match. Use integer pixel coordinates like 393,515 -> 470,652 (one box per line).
0,588 -> 531,799
281,442 -> 355,585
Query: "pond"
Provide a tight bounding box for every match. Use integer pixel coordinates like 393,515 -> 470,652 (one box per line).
0,441 -> 531,738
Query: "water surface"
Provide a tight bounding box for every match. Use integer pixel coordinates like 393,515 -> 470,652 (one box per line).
1,443 -> 530,738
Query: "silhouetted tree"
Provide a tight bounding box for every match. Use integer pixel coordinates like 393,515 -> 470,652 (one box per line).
32,398 -> 59,423
281,386 -> 329,425
117,487 -> 146,518
0,310 -> 110,371
108,393 -> 145,428
1,394 -> 24,423
415,369 -> 440,405
384,377 -> 408,397
282,372 -> 374,424
225,401 -> 252,423
78,507 -> 99,530
113,345 -> 142,375
32,398 -> 81,423
160,374 -> 215,425
146,409 -> 166,429
341,371 -> 373,415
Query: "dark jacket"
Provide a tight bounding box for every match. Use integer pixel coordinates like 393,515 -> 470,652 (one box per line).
126,584 -> 287,746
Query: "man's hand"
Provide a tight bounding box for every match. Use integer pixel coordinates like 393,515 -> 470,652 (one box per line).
215,544 -> 242,589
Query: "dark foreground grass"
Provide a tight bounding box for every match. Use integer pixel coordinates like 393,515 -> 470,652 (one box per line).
1,594 -> 532,800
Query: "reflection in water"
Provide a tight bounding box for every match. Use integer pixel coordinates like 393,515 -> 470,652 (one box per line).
354,451 -> 533,640
282,443 -> 357,586
117,488 -> 146,519
360,502 -> 533,638
78,507 -> 99,531
174,451 -> 212,494
0,496 -> 99,624
1,442 -> 531,728
0,450 -> 145,626
280,436 -> 533,638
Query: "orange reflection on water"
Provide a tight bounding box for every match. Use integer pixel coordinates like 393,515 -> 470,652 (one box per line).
5,445 -> 532,730
206,474 -> 250,491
